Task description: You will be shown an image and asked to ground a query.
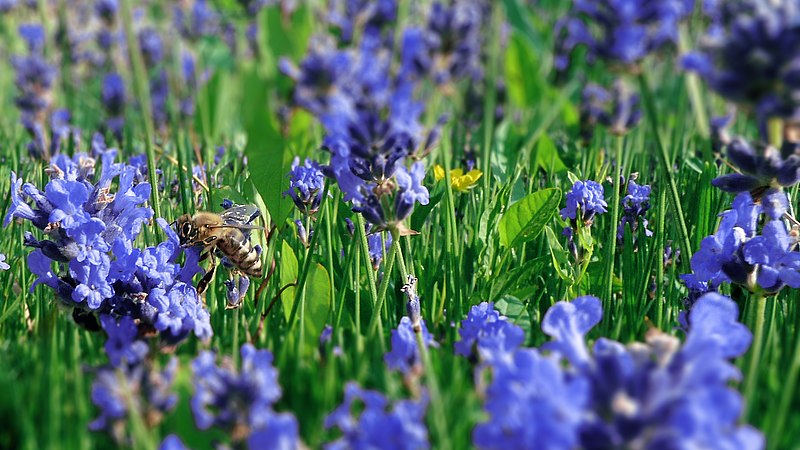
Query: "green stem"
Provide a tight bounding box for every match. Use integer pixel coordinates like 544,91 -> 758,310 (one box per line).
678,24 -> 709,139
637,73 -> 693,264
770,309 -> 800,441
415,332 -> 451,450
120,0 -> 162,222
744,295 -> 767,419
480,1 -> 502,208
368,232 -> 399,337
604,136 -> 624,303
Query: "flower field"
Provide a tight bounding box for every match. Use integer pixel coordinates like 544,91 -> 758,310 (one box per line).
1,0 -> 799,449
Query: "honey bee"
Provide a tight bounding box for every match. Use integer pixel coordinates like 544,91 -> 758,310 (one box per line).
174,204 -> 264,294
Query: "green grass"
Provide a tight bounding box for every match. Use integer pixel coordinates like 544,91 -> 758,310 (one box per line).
0,1 -> 799,449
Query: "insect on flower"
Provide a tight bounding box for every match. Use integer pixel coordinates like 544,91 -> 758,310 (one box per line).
173,203 -> 264,295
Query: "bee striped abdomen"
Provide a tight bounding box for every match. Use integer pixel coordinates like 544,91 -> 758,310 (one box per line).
218,234 -> 263,278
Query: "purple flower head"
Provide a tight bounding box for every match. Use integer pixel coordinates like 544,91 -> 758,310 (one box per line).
617,179 -> 652,242
683,0 -> 800,127
328,0 -> 397,45
420,1 -> 483,85
102,73 -> 125,141
284,157 -> 325,214
159,435 -> 188,450
90,358 -> 178,443
687,211 -> 749,287
455,302 -> 525,366
560,180 -> 608,224
473,348 -> 588,450
384,316 -> 437,376
19,23 -> 45,54
324,382 -> 429,450
743,220 -> 800,292
367,230 -> 392,270
100,314 -> 148,367
191,344 -> 297,444
556,0 -> 691,71
523,293 -> 764,449
138,28 -> 163,67
0,254 -> 9,271
394,162 -> 429,222
95,0 -> 118,24
12,37 -> 56,158
176,0 -> 219,41
712,138 -> 800,192
581,80 -> 641,141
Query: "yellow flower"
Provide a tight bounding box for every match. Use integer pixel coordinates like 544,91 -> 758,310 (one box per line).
433,165 -> 483,193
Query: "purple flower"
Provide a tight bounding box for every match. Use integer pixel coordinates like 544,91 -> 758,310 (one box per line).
581,80 -> 641,140
138,28 -> 163,67
617,179 -> 652,242
743,220 -> 800,292
560,180 -> 607,224
102,73 -> 125,141
394,162 -> 429,222
384,316 -> 437,376
473,348 -> 587,449
19,23 -> 45,53
324,382 -> 429,450
284,157 -> 325,214
191,344 -> 298,445
683,0 -> 800,127
419,1 -> 484,85
0,254 -> 9,271
556,0 -> 691,71
492,293 -> 765,449
454,302 -> 525,366
89,358 -> 178,444
712,138 -> 800,192
159,435 -> 188,450
100,315 -> 148,367
367,230 -> 391,270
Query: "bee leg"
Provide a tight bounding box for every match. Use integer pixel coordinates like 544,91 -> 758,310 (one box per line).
196,254 -> 218,295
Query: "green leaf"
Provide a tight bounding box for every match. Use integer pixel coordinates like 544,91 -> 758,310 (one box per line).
533,134 -> 567,173
241,69 -> 294,227
301,263 -> 332,351
499,188 -> 562,247
279,240 -> 299,321
545,225 -> 572,281
494,295 -> 532,335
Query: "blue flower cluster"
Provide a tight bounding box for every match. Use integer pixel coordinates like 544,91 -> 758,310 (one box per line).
191,343 -> 299,447
712,137 -> 800,194
683,190 -> 800,299
12,23 -> 58,159
417,1 -> 484,85
580,80 -> 642,140
385,315 -> 438,377
555,0 -> 692,71
474,294 -> 764,449
324,382 -> 429,450
95,0 -> 120,64
284,156 -> 325,215
617,179 -> 652,242
5,147 -> 212,356
683,0 -> 800,127
175,0 -> 219,42
283,0 -> 488,233
454,301 -> 525,366
90,357 -> 178,444
560,179 -> 608,225
138,27 -> 170,129
102,73 -> 126,143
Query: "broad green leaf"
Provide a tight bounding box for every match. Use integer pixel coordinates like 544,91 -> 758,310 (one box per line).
301,263 -> 332,352
241,69 -> 294,227
533,134 -> 567,173
494,295 -> 532,335
545,225 -> 572,281
279,240 -> 299,321
499,188 -> 561,248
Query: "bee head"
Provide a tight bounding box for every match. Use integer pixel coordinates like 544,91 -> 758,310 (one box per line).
174,214 -> 196,247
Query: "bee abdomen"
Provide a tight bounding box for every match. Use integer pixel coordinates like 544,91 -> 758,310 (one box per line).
219,235 -> 263,278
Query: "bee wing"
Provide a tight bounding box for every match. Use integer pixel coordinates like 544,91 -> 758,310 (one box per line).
208,223 -> 265,231
220,204 -> 261,225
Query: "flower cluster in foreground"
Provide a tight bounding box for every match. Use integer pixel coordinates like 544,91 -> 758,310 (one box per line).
463,295 -> 763,449
4,144 -> 212,361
